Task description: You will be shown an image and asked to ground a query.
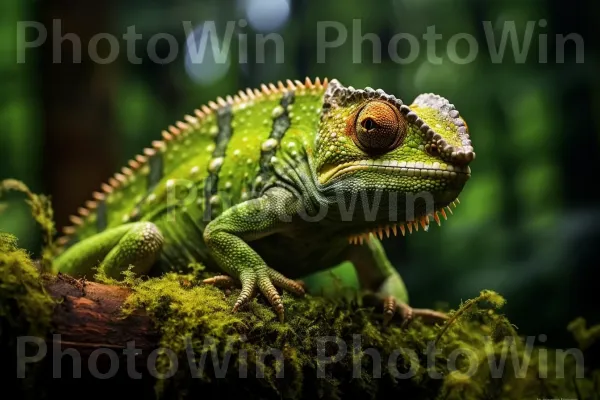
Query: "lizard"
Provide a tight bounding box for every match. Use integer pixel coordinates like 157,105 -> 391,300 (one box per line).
51,77 -> 474,325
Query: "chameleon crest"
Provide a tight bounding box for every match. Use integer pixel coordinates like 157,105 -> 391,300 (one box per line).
53,77 -> 474,324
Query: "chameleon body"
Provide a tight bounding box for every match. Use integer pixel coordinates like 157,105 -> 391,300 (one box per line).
53,78 -> 474,323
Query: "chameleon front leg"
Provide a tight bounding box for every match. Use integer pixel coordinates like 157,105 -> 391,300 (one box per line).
53,222 -> 164,279
202,187 -> 305,321
344,237 -> 447,327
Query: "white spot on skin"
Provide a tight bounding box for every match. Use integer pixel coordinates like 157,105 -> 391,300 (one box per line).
190,166 -> 200,176
271,105 -> 284,119
225,181 -> 232,189
206,144 -> 215,152
166,179 -> 175,188
261,138 -> 279,151
209,157 -> 224,172
233,149 -> 241,156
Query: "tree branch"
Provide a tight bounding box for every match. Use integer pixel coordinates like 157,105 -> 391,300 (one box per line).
46,274 -> 159,357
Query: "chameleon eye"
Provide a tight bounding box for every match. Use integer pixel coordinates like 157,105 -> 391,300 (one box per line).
352,101 -> 406,153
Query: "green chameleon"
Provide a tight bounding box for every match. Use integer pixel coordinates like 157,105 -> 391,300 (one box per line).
53,77 -> 474,325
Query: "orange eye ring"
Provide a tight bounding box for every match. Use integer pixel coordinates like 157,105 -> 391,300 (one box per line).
347,100 -> 406,154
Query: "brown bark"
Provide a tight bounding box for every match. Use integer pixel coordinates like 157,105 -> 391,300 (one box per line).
3,274 -> 161,399
45,274 -> 160,357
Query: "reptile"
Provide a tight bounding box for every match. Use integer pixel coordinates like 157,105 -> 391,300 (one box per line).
52,77 -> 474,325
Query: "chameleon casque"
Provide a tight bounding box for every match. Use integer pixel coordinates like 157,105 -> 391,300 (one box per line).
53,77 -> 474,325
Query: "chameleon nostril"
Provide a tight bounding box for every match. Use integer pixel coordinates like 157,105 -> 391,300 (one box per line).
426,144 -> 439,157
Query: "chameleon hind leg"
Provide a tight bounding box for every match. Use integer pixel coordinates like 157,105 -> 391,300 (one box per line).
53,222 -> 164,279
344,237 -> 448,327
202,188 -> 305,321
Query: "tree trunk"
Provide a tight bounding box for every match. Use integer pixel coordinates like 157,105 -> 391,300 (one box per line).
38,0 -> 118,231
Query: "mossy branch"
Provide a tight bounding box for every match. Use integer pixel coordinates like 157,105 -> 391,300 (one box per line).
435,289 -> 509,344
0,179 -> 58,272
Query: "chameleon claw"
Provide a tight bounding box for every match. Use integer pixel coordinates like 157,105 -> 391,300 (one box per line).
258,274 -> 287,321
203,275 -> 238,288
267,268 -> 306,296
231,285 -> 257,312
380,295 -> 447,329
382,296 -> 395,327
274,302 -> 285,323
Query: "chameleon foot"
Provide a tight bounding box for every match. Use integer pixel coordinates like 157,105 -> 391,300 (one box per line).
382,295 -> 448,328
203,268 -> 305,321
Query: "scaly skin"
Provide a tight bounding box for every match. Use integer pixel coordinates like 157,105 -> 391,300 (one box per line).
53,78 -> 474,325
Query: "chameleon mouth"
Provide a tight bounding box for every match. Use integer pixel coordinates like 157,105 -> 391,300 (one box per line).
318,160 -> 471,185
347,198 -> 460,245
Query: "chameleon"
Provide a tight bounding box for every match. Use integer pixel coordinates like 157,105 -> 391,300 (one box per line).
52,77 -> 474,325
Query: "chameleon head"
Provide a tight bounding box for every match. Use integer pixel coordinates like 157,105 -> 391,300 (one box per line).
313,79 -> 474,231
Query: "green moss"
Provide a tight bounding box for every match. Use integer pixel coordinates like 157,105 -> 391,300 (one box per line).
567,317 -> 600,351
120,274 -> 599,400
0,233 -> 54,338
0,232 -> 55,395
0,179 -> 57,272
436,289 -> 512,344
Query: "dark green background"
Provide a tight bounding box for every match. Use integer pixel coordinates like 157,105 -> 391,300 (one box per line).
1,0 -> 598,349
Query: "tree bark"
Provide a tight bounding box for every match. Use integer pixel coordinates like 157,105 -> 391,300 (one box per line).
6,274 -> 161,399
47,274 -> 159,357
